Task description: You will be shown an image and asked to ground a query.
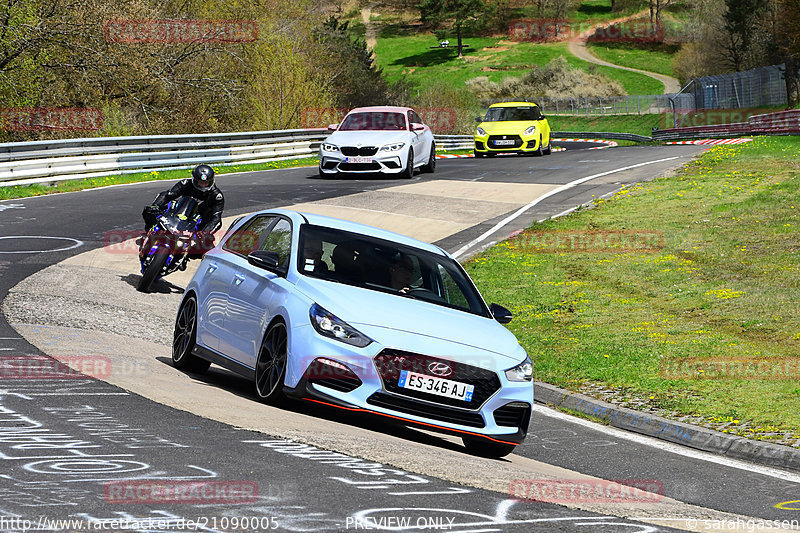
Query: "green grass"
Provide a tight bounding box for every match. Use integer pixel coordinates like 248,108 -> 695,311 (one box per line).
374,37 -> 664,95
586,42 -> 679,78
547,114 -> 661,136
465,136 -> 800,443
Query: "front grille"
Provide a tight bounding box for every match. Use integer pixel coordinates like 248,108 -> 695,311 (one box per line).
339,162 -> 381,171
367,392 -> 485,428
493,402 -> 531,430
341,146 -> 378,156
488,135 -> 522,149
373,349 -> 501,408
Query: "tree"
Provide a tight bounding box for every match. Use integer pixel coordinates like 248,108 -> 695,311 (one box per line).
721,0 -> 768,71
771,0 -> 800,106
419,0 -> 492,59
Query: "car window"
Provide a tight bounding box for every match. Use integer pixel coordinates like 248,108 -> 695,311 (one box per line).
339,112 -> 407,131
484,106 -> 543,122
222,215 -> 275,256
409,110 -> 423,125
259,218 -> 293,268
298,224 -> 490,317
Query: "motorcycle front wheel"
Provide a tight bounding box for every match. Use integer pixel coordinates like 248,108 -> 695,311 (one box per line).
137,245 -> 170,293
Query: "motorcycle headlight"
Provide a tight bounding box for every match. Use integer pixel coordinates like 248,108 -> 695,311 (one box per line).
476,126 -> 487,136
523,126 -> 537,136
505,355 -> 533,382
322,143 -> 339,152
310,304 -> 372,348
379,143 -> 405,152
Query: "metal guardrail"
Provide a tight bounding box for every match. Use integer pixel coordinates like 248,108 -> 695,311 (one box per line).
0,130 -> 475,187
552,131 -> 654,143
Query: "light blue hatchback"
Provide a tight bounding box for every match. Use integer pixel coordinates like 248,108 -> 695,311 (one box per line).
173,209 -> 533,457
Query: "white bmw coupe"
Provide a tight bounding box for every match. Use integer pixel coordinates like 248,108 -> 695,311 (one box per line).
318,106 -> 436,178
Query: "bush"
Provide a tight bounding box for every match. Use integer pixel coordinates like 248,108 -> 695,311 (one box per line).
465,56 -> 626,100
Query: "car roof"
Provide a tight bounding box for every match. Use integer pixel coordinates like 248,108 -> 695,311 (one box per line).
488,101 -> 540,108
252,208 -> 447,256
347,106 -> 414,114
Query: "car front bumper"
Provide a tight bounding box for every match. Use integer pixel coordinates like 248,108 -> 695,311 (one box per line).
284,324 -> 533,445
319,148 -> 408,174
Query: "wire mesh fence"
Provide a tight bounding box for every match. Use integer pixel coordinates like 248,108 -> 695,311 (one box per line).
523,63 -> 796,118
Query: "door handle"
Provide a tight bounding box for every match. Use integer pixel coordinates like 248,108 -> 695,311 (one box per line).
206,262 -> 218,274
234,273 -> 246,285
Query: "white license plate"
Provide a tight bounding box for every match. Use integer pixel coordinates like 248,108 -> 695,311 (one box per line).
494,139 -> 515,146
345,156 -> 373,163
398,370 -> 474,402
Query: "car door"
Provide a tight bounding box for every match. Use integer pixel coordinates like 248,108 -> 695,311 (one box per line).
220,217 -> 294,368
408,110 -> 426,166
196,215 -> 274,353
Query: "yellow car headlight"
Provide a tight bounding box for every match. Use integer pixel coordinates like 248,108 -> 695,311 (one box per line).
523,126 -> 537,136
476,126 -> 487,136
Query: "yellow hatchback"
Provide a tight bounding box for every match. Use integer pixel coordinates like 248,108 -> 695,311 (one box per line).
474,102 -> 552,157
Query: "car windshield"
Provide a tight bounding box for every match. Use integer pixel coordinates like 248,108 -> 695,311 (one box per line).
298,225 -> 490,317
483,106 -> 543,122
339,112 -> 408,131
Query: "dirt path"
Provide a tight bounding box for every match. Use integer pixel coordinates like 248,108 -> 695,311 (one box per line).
567,11 -> 682,94
361,5 -> 377,51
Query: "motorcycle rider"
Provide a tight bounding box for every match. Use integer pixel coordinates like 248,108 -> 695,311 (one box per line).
141,164 -> 224,257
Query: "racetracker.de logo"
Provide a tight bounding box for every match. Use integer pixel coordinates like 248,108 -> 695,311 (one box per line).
661,358 -> 800,381
508,229 -> 664,254
300,107 -> 457,133
0,355 -> 112,380
0,108 -> 103,132
104,480 -> 258,504
103,19 -> 259,44
509,479 -> 664,504
508,19 -> 663,43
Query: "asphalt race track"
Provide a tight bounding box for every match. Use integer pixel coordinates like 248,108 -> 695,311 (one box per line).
1,142 -> 799,533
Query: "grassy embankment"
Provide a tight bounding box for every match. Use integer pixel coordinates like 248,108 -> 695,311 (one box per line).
374,37 -> 664,96
466,136 -> 800,444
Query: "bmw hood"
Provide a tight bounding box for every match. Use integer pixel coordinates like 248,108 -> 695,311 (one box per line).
294,276 -> 526,365
326,130 -> 409,148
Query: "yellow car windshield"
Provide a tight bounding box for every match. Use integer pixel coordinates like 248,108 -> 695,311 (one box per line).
483,107 -> 543,122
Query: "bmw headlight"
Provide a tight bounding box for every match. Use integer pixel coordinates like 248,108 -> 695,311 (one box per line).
505,355 -> 533,382
310,303 -> 372,348
476,126 -> 487,136
379,143 -> 405,152
322,143 -> 339,152
523,126 -> 537,136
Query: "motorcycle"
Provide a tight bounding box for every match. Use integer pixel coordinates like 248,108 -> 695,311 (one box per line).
137,197 -> 205,292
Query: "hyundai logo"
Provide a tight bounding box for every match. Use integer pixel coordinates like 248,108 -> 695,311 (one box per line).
428,361 -> 453,377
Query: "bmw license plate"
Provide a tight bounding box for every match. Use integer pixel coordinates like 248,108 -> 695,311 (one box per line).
494,139 -> 515,146
345,156 -> 373,163
398,370 -> 474,402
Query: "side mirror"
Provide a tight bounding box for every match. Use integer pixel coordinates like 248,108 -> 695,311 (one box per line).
474,117 -> 483,123
489,303 -> 513,324
411,123 -> 425,131
327,123 -> 339,131
247,250 -> 282,273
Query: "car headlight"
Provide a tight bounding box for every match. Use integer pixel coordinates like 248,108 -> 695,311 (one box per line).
322,143 -> 339,152
309,303 -> 372,348
379,143 -> 405,152
505,355 -> 533,382
523,126 -> 537,136
476,126 -> 487,136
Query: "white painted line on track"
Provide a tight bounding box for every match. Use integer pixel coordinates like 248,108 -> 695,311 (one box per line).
0,236 -> 83,254
536,405 -> 800,484
451,156 -> 680,259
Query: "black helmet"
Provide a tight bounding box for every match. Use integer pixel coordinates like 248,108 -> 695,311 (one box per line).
191,164 -> 215,192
